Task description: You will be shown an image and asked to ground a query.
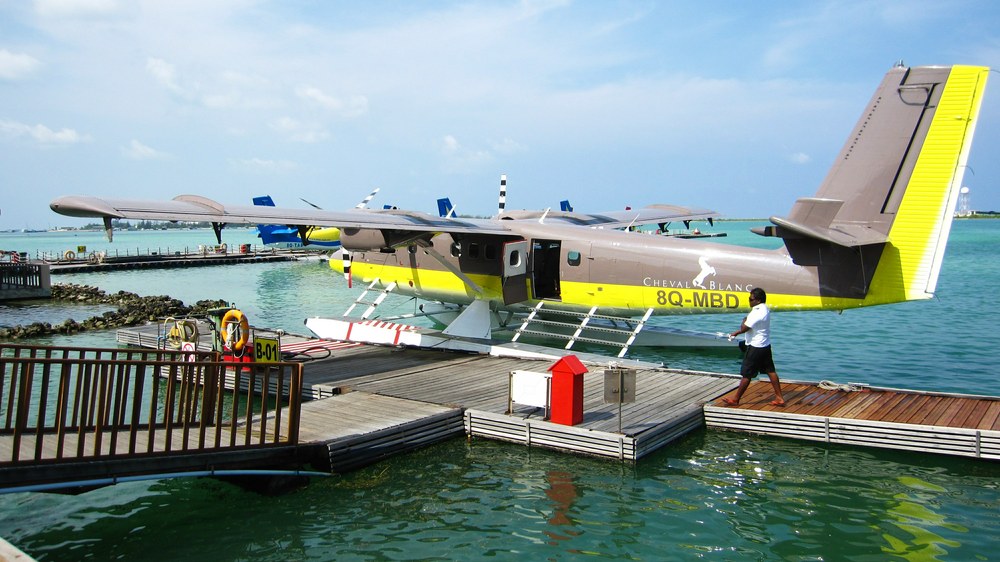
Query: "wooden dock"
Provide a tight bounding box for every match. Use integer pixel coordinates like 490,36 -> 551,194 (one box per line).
47,250 -> 301,273
287,344 -> 737,462
705,381 -> 1000,460
113,323 -> 1000,470
116,323 -> 741,463
298,392 -> 463,473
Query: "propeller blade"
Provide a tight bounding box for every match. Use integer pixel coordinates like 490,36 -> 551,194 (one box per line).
355,187 -> 380,209
299,197 -> 323,210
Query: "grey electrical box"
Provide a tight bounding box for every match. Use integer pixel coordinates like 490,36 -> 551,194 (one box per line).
604,368 -> 635,404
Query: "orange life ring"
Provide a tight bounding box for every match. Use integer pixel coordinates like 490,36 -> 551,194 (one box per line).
221,309 -> 250,351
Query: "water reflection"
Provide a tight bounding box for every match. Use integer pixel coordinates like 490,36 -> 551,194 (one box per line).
880,476 -> 968,561
544,470 -> 580,543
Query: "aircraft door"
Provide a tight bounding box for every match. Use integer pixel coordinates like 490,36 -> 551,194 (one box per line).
501,240 -> 529,304
530,239 -> 562,301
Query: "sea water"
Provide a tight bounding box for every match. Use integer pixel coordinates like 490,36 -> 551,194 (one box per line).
0,222 -> 997,560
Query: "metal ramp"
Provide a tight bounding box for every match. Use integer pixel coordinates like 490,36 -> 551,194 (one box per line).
344,279 -> 397,319
511,302 -> 654,358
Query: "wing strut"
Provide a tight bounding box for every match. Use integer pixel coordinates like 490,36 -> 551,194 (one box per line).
296,225 -> 313,246
211,222 -> 225,244
103,217 -> 114,242
416,240 -> 484,295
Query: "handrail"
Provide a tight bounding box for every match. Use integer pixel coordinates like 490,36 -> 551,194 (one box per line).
0,343 -> 302,466
0,263 -> 44,290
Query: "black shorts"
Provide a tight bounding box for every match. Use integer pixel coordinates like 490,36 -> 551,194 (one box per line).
740,345 -> 775,378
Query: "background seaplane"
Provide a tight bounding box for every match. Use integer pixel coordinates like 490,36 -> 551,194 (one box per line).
49,65 -> 989,356
252,188 -> 381,251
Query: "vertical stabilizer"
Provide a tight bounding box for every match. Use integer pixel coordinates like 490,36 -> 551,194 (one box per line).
760,65 -> 989,305
867,65 -> 989,303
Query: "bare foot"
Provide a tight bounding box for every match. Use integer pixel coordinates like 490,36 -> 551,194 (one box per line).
722,398 -> 739,406
770,400 -> 785,406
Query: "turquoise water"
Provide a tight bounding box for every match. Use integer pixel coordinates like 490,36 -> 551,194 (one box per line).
0,222 -> 998,560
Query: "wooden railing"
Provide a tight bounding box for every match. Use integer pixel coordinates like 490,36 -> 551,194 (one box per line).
37,243 -> 268,263
0,343 -> 302,466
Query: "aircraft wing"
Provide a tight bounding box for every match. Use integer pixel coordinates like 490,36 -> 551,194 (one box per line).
50,194 -> 716,238
498,204 -> 717,228
50,194 -> 510,235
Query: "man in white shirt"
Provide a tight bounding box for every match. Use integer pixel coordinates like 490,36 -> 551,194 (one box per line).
723,287 -> 785,406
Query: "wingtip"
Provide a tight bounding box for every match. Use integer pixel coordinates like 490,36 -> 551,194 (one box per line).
49,195 -> 123,218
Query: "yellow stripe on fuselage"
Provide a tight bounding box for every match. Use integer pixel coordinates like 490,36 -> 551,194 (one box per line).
347,261 -> 865,316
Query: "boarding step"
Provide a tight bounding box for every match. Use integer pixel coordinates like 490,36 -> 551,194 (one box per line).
511,302 -> 653,358
343,279 -> 398,319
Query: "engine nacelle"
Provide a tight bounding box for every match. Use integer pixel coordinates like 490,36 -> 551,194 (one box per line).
340,228 -> 433,251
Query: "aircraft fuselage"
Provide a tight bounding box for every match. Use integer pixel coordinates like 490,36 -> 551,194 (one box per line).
342,221 -> 870,316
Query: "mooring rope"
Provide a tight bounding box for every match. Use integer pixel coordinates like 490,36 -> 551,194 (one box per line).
818,380 -> 865,392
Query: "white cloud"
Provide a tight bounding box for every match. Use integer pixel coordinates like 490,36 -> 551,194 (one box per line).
270,116 -> 330,143
230,157 -> 298,173
490,137 -> 526,154
121,139 -> 168,160
442,134 -> 460,154
146,57 -> 192,98
0,50 -> 40,80
145,58 -> 281,110
296,86 -> 368,118
788,152 -> 811,164
439,134 -> 493,173
34,0 -> 122,18
0,119 -> 90,146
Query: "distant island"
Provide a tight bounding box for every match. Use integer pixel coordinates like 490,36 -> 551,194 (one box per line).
26,220 -> 257,233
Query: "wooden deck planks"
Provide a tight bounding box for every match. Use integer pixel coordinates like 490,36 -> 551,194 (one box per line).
292,346 -> 739,461
707,381 -> 1000,460
112,327 -> 1000,465
978,401 -> 1000,431
296,392 -> 460,443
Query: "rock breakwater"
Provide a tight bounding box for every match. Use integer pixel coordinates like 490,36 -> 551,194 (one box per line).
0,283 -> 228,340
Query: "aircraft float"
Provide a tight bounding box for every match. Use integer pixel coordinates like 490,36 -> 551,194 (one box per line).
50,65 -> 990,355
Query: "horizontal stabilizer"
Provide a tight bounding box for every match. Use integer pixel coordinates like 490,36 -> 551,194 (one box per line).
753,197 -> 887,247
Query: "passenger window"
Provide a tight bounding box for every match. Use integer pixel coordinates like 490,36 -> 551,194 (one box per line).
567,251 -> 581,266
509,250 -> 521,268
484,244 -> 497,260
468,243 -> 480,259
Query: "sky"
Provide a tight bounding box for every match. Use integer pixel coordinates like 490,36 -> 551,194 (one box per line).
1,0 -> 999,230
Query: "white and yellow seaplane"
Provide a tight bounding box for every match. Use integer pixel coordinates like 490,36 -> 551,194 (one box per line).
50,65 -> 989,357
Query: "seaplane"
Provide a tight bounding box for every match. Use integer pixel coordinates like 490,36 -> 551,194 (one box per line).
254,197 -> 343,250
252,189 -> 382,250
49,64 -> 989,357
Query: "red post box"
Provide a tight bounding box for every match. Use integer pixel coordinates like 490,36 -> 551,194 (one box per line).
223,343 -> 255,372
548,355 -> 588,425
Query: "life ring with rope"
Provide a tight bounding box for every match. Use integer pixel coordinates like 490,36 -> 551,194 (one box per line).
63,250 -> 76,260
164,317 -> 200,349
221,309 -> 250,351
